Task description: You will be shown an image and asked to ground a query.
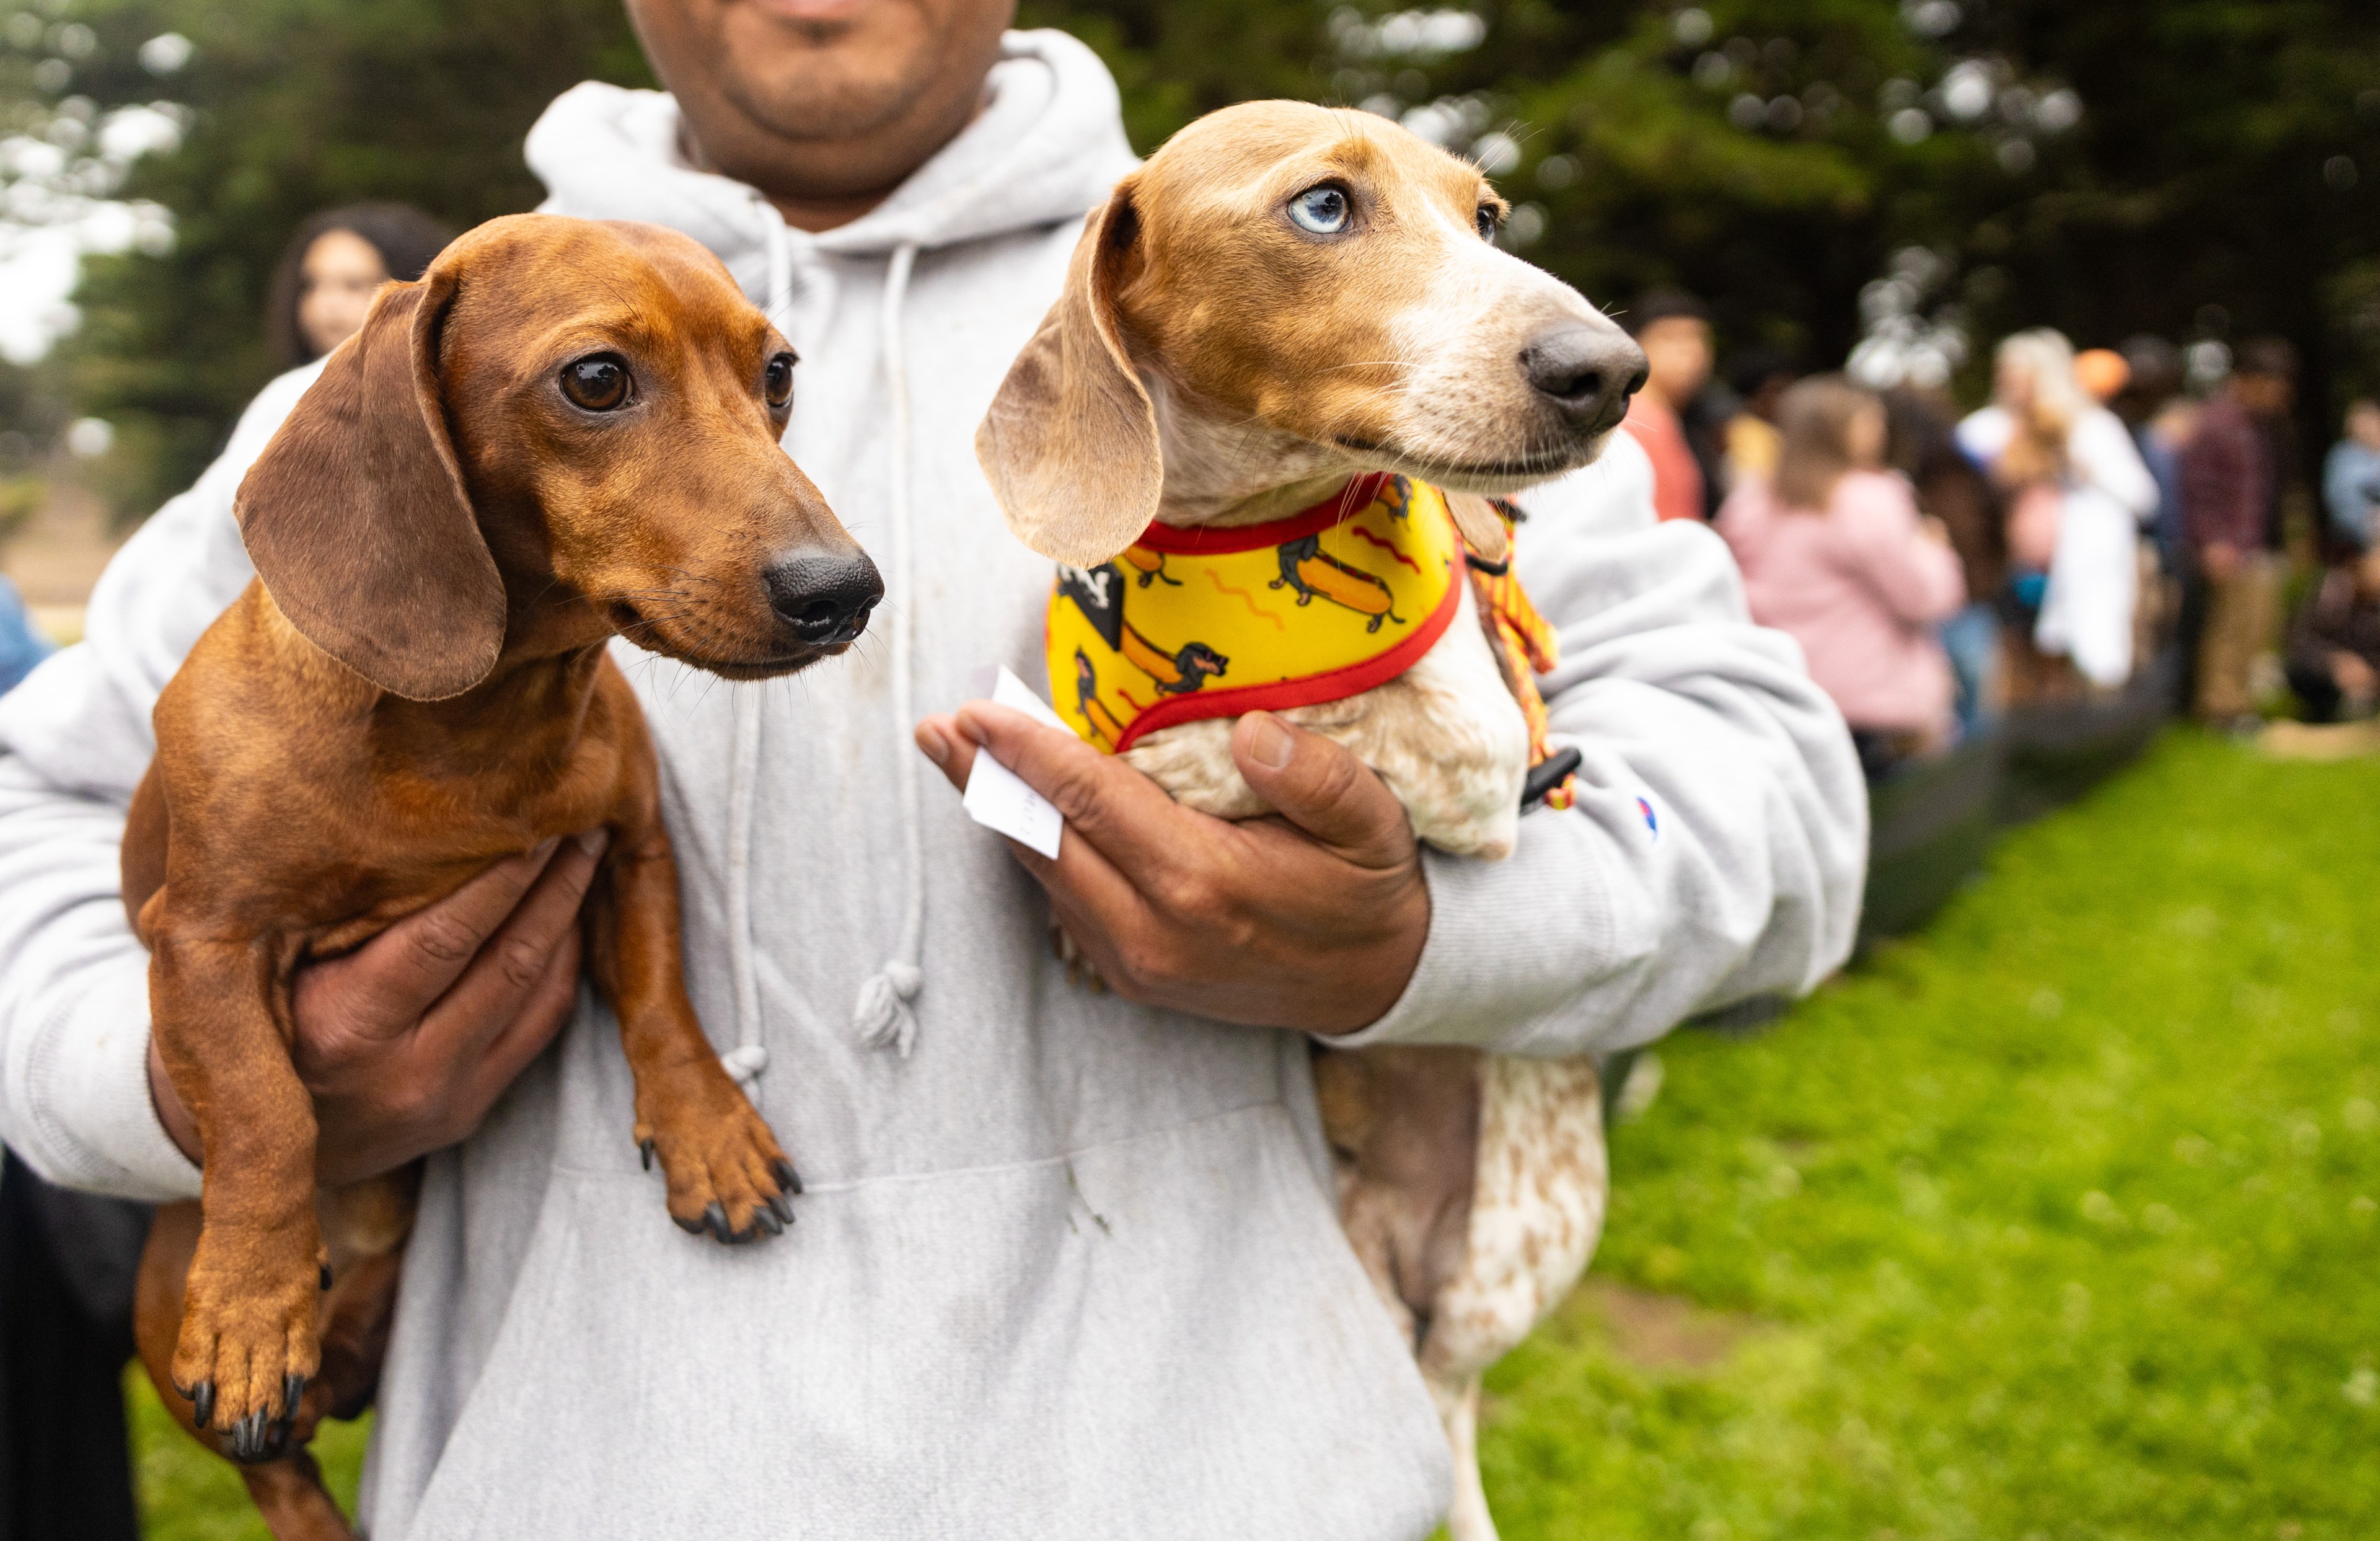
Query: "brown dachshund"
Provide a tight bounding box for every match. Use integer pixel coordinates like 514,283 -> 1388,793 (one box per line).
120,213 -> 879,1540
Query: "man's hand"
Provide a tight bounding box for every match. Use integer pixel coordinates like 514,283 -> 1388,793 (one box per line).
146,832 -> 607,1184
914,705 -> 1428,1035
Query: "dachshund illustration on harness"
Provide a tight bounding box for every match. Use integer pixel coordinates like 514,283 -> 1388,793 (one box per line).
1058,562 -> 1230,699
1070,648 -> 1128,749
1122,547 -> 1179,588
1270,534 -> 1402,633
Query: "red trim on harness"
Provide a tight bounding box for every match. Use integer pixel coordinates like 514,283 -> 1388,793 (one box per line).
1132,474 -> 1393,555
1109,560 -> 1460,752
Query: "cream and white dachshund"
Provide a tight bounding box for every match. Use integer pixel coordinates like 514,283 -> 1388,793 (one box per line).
976,101 -> 1647,1540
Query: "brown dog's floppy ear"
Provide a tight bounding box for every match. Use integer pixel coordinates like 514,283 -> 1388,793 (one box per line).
976,180 -> 1161,567
1443,492 -> 1512,567
236,268 -> 505,700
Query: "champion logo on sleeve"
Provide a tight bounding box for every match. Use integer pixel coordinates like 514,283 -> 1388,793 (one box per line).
1635,795 -> 1659,837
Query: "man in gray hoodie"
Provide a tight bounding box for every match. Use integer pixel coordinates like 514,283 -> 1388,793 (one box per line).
0,2 -> 1865,1535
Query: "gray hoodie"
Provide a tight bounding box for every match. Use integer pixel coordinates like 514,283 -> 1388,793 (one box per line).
0,32 -> 1864,1539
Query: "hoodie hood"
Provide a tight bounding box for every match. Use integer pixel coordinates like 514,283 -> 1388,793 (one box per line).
527,28 -> 1137,1061
527,27 -> 1136,287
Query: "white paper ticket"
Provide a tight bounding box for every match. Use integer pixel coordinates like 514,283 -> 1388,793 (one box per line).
959,665 -> 1066,859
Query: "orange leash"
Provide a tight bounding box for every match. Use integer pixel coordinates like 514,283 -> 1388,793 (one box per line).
1463,500 -> 1580,812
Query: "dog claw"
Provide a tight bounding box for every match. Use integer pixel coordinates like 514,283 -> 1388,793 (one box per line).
232,1410 -> 270,1463
639,1137 -> 655,1172
767,1189 -> 796,1226
284,1372 -> 307,1418
320,1261 -> 335,1291
188,1380 -> 215,1430
702,1201 -> 730,1242
672,1211 -> 703,1235
772,1158 -> 803,1196
754,1204 -> 784,1237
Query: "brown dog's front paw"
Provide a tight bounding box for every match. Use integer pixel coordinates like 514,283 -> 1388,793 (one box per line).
172,1226 -> 324,1463
634,1066 -> 798,1244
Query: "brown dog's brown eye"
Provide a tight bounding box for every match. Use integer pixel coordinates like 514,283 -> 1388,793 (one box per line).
763,353 -> 795,410
561,354 -> 632,412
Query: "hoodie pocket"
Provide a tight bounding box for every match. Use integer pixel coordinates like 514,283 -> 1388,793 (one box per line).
392,1100 -> 1450,1541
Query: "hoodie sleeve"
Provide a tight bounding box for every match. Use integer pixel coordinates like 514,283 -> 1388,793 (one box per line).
0,366 -> 311,1199
1333,434 -> 1867,1058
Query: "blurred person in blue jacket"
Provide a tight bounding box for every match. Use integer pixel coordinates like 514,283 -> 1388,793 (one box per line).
0,578 -> 47,696
2324,399 -> 2380,555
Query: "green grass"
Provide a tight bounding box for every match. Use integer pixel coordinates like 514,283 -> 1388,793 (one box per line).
133,732 -> 2379,1537
131,1371 -> 369,1541
1483,732 -> 2380,1540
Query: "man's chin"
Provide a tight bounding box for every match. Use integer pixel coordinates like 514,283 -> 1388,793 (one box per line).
717,40 -> 937,146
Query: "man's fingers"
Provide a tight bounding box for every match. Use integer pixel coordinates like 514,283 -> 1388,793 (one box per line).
302,839 -> 565,1041
1228,712 -> 1416,867
923,709 -> 1165,950
915,715 -> 977,790
464,928 -> 584,1116
416,831 -> 607,1064
953,702 -> 1202,875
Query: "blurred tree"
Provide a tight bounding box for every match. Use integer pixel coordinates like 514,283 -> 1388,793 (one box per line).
10,0 -> 2380,518
1037,0 -> 2380,461
5,0 -> 651,518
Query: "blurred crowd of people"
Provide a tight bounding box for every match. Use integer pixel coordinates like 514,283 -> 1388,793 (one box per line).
1621,292 -> 2380,772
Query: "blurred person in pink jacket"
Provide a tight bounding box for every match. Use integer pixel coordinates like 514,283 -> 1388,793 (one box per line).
1721,376 -> 1968,772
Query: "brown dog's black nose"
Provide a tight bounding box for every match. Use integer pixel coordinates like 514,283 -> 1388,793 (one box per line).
765,553 -> 883,647
1520,327 -> 1649,435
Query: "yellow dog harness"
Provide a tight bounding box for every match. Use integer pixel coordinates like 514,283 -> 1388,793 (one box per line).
1044,474 -> 1580,810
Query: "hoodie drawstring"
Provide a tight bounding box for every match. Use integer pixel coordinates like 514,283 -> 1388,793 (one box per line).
718,199 -> 800,1100
721,686 -> 768,1094
851,241 -> 926,1057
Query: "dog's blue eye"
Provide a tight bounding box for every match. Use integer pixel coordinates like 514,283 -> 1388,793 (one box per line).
1289,186 -> 1351,236
1476,206 -> 1501,240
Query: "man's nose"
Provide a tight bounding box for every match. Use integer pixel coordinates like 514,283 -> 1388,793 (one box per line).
764,552 -> 883,646
1519,327 -> 1649,435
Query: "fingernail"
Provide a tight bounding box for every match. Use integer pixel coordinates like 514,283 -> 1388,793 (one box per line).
575,828 -> 610,859
531,836 -> 562,862
1247,713 -> 1296,770
917,723 -> 951,766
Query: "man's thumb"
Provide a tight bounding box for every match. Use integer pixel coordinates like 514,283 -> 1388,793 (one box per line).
1230,712 -> 1413,865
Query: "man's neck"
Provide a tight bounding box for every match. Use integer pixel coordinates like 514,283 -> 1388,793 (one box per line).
678,123 -> 892,233
676,84 -> 992,236
769,189 -> 894,234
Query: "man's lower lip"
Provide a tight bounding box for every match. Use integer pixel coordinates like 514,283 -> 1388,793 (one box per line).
741,0 -> 873,21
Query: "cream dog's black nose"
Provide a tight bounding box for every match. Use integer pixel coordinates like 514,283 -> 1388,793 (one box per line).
766,552 -> 883,646
1520,327 -> 1648,435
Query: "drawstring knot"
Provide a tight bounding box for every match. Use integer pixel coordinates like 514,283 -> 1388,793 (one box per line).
718,1044 -> 770,1089
851,961 -> 924,1057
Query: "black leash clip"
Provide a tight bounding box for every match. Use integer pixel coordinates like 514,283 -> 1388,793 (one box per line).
1521,745 -> 1584,811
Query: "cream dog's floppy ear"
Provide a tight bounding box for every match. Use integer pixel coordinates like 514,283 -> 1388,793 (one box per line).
976,180 -> 1161,567
236,266 -> 506,700
1442,492 -> 1512,567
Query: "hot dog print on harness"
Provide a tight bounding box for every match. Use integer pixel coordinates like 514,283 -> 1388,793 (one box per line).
1045,473 -> 1460,753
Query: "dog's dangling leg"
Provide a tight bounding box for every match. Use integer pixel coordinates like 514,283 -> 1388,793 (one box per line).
1441,1375 -> 1500,1541
239,1449 -> 361,1541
